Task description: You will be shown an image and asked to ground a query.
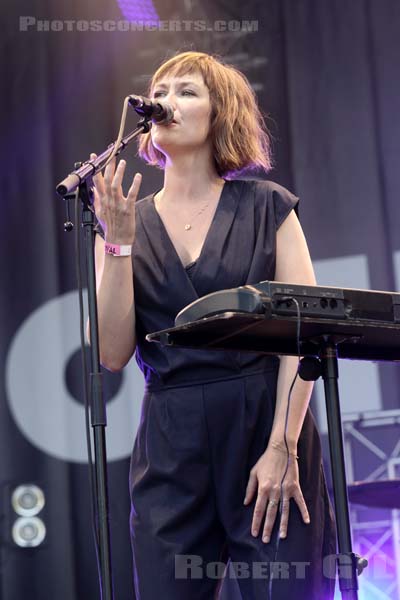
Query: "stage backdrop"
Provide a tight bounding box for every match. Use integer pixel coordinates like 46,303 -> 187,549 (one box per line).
1,1 -> 399,599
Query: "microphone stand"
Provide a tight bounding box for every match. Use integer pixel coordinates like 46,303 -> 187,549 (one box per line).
56,118 -> 151,196
56,117 -> 151,600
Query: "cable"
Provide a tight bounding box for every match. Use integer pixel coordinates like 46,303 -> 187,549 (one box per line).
268,296 -> 301,599
100,97 -> 131,170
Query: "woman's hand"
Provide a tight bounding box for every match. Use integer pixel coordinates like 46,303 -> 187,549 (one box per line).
243,443 -> 310,543
91,153 -> 142,245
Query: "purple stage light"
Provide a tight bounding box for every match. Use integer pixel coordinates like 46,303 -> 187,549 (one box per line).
117,0 -> 159,22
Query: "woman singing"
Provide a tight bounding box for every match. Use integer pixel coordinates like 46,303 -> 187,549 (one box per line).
90,51 -> 336,599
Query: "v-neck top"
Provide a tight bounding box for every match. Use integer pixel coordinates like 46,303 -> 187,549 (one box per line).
185,261 -> 198,280
132,179 -> 298,389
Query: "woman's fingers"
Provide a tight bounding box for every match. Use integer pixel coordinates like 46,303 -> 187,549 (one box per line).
103,157 -> 116,197
127,173 -> 142,203
275,487 -> 311,541
244,451 -> 310,543
91,153 -> 105,196
251,487 -> 269,538
91,154 -> 129,203
110,159 -> 127,200
278,497 -> 290,539
294,489 -> 311,524
89,154 -> 138,244
261,497 -> 280,543
260,490 -> 309,543
243,469 -> 257,506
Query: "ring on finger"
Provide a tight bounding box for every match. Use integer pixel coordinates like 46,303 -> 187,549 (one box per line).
268,499 -> 279,508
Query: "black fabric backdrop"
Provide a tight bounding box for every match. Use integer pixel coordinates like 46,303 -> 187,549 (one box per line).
1,1 -> 399,598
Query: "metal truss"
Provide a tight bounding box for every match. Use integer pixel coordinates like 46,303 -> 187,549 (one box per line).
342,409 -> 400,600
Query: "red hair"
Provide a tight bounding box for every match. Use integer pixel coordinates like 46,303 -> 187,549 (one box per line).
138,51 -> 273,177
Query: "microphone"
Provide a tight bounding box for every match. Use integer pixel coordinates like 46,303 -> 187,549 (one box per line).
128,95 -> 174,125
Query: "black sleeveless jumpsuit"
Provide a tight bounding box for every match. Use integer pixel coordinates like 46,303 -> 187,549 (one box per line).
129,179 -> 336,599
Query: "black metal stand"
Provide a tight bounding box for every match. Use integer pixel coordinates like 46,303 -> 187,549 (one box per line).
299,337 -> 367,598
56,118 -> 151,600
318,338 -> 364,599
81,179 -> 113,600
270,335 -> 365,599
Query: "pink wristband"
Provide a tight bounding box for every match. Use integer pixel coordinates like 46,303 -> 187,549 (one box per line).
104,242 -> 132,257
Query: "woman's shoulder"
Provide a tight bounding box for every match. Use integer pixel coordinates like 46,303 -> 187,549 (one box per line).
233,178 -> 299,229
230,178 -> 298,207
232,177 -> 296,197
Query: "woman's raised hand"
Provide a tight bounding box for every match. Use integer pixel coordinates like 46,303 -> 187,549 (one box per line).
91,153 -> 142,245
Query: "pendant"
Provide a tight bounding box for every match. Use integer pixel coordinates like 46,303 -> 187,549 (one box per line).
184,224 -> 191,231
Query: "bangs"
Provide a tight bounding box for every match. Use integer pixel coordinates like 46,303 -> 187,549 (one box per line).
149,54 -> 212,93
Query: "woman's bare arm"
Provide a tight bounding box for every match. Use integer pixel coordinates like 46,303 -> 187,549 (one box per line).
87,234 -> 136,371
269,209 -> 317,451
86,156 -> 141,371
244,209 -> 316,542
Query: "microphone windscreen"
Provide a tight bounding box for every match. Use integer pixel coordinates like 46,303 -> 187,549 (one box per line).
152,101 -> 174,125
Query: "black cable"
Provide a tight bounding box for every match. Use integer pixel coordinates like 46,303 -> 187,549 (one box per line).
74,191 -> 101,577
269,296 -> 301,599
